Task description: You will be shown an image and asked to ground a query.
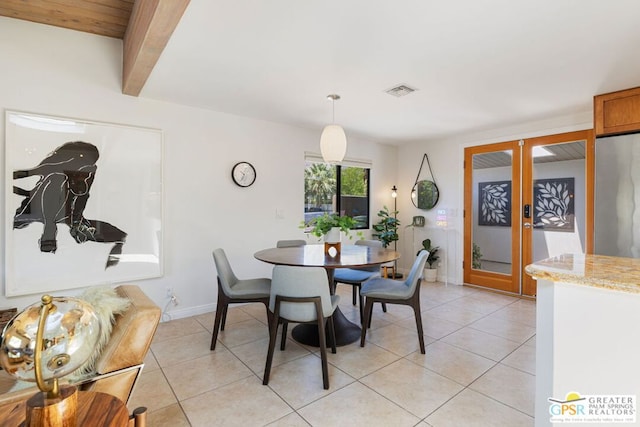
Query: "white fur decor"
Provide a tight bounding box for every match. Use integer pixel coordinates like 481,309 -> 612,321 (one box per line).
70,286 -> 130,379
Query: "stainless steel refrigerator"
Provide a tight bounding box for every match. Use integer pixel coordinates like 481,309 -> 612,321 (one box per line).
594,133 -> 640,257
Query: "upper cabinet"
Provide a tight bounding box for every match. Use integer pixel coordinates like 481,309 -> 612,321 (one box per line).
594,87 -> 640,136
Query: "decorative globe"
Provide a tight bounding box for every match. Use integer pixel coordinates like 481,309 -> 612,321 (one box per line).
0,296 -> 100,383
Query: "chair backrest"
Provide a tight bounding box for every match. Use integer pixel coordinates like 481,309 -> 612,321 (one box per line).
404,250 -> 430,294
276,239 -> 307,248
212,248 -> 239,294
270,265 -> 334,322
355,239 -> 383,248
355,239 -> 383,272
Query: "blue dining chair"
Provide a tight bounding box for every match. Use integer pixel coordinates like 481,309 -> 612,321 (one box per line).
360,250 -> 429,353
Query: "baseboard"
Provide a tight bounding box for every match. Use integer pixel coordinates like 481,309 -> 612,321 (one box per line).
161,302 -> 215,322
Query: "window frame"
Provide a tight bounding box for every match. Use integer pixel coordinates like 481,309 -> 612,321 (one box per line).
303,155 -> 371,231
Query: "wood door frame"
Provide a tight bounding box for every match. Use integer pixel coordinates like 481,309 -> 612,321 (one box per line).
521,129 -> 595,295
464,129 -> 594,296
464,140 -> 521,293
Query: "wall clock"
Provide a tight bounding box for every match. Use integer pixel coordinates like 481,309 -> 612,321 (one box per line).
231,161 -> 256,187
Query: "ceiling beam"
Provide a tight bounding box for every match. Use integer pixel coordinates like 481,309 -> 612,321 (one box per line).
122,0 -> 189,96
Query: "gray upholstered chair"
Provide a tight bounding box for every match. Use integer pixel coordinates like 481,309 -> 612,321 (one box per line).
333,239 -> 385,323
210,248 -> 272,350
360,250 -> 430,353
276,239 -> 307,248
263,265 -> 339,389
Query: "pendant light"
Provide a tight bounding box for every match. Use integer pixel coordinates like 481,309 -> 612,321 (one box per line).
320,94 -> 347,164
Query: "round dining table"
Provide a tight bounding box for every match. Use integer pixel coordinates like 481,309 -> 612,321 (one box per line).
254,243 -> 400,346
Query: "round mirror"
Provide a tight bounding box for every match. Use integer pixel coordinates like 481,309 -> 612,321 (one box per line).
411,180 -> 439,210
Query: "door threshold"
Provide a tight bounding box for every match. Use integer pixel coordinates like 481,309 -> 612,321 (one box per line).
462,283 -> 536,300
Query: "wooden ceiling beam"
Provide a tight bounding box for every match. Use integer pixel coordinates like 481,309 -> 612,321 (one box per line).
122,0 -> 189,96
0,0 -> 134,39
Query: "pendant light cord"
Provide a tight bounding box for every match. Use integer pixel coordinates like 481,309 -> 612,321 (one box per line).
332,98 -> 335,123
327,94 -> 340,125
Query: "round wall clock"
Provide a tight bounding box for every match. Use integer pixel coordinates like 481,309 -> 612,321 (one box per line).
231,161 -> 256,187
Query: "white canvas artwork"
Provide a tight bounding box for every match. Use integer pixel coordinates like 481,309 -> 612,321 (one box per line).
5,111 -> 163,296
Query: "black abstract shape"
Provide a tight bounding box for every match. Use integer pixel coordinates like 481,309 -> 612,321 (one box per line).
13,141 -> 127,269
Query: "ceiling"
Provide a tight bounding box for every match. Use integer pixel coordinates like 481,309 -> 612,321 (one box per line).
473,140 -> 586,169
3,1 -> 640,145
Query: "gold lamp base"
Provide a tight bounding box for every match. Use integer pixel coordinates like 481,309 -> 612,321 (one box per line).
26,385 -> 78,427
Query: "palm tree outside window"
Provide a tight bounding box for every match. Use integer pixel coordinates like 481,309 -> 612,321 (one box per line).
304,161 -> 369,230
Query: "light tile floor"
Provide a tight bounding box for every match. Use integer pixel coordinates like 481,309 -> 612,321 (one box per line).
129,282 -> 536,426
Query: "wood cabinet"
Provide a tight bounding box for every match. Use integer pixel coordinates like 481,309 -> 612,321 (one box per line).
594,86 -> 640,136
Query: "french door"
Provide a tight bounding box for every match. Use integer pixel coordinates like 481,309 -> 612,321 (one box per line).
463,130 -> 594,296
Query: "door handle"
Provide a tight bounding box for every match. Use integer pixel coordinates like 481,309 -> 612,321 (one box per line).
523,222 -> 532,229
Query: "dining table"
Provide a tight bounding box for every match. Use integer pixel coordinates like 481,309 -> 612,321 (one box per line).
254,243 -> 400,346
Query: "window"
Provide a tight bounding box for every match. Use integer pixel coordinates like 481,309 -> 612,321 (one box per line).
304,158 -> 370,229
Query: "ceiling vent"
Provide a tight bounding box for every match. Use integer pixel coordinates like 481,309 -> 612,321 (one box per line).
385,84 -> 418,97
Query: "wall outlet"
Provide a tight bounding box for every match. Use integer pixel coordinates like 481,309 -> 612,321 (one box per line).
166,287 -> 179,306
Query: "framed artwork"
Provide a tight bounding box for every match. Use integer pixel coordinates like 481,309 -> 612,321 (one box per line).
5,111 -> 163,296
533,177 -> 575,231
478,180 -> 511,226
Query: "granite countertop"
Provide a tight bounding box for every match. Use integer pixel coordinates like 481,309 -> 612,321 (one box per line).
524,253 -> 640,294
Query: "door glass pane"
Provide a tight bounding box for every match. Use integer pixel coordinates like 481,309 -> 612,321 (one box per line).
472,150 -> 513,274
531,141 -> 586,261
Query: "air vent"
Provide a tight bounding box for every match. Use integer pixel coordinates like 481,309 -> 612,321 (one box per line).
385,84 -> 418,97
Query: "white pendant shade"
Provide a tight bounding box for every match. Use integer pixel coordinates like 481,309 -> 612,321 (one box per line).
320,124 -> 347,164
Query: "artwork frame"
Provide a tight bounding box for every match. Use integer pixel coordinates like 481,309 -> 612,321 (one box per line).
5,111 -> 163,296
533,177 -> 575,231
478,180 -> 512,226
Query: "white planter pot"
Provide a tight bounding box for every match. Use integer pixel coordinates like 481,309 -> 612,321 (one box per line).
324,227 -> 341,243
423,267 -> 437,282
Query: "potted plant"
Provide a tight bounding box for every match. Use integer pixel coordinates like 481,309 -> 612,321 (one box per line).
417,238 -> 439,282
372,206 -> 400,248
472,243 -> 483,269
302,213 -> 359,242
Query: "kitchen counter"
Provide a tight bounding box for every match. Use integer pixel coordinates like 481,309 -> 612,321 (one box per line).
526,253 -> 640,426
525,253 -> 640,294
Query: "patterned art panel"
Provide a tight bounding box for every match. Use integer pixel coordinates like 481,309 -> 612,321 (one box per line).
478,180 -> 511,226
533,177 -> 575,231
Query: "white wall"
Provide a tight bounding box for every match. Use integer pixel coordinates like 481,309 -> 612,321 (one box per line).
0,18 -> 397,317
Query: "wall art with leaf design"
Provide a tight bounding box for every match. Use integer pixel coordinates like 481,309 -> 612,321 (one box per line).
533,177 -> 575,231
478,181 -> 511,226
